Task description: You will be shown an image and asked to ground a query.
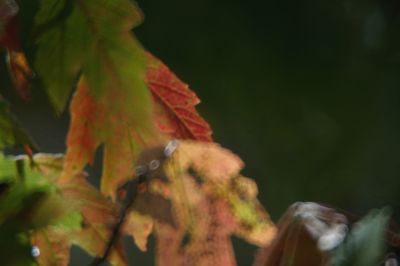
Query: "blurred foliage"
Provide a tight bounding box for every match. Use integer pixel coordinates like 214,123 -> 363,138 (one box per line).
0,96 -> 36,150
0,153 -> 65,266
254,203 -> 390,266
330,208 -> 390,266
1,0 -> 400,265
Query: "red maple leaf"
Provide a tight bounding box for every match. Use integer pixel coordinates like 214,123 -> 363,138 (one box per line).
147,54 -> 213,142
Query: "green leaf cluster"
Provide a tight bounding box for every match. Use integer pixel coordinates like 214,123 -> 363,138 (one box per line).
0,153 -> 82,265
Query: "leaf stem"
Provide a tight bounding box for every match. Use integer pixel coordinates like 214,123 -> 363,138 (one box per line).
89,173 -> 146,266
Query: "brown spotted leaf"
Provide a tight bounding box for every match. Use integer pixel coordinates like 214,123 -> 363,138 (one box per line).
155,196 -> 237,266
155,224 -> 185,266
172,140 -> 276,243
174,140 -> 244,184
132,140 -> 276,265
229,178 -> 277,246
147,54 -> 213,142
152,170 -> 237,266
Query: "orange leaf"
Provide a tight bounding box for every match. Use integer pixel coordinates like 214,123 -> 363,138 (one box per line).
60,166 -> 127,265
147,54 -> 213,142
154,224 -> 185,266
155,197 -> 237,266
175,140 -> 244,184
72,225 -> 128,266
31,229 -> 70,266
63,177 -> 128,266
6,50 -> 34,100
62,77 -> 160,198
61,177 -> 118,225
133,140 -> 275,265
61,79 -> 104,182
122,211 -> 153,252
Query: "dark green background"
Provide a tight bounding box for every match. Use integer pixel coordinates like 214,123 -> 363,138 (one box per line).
134,0 -> 400,218
2,0 -> 400,264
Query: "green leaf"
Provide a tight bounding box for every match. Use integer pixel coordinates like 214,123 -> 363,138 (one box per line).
34,1 -> 86,112
54,210 -> 82,231
0,97 -> 37,150
35,0 -> 156,199
330,208 -> 390,266
228,176 -> 277,246
0,231 -> 36,266
34,0 -> 148,115
0,153 -> 60,228
0,153 -> 64,266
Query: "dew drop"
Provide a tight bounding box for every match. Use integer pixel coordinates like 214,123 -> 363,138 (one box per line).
31,246 -> 40,257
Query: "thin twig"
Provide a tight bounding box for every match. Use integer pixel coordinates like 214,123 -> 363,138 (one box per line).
89,174 -> 146,266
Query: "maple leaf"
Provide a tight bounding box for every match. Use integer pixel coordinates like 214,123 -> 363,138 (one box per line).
217,175 -> 275,246
34,0 -> 159,198
122,211 -> 153,252
35,1 -> 213,201
31,229 -> 70,266
170,140 -> 244,183
131,140 -> 276,265
147,54 -> 213,142
62,175 -> 128,265
34,0 -> 148,113
62,77 -> 159,198
72,224 -> 128,266
34,155 -> 127,265
31,153 -> 129,266
155,196 -> 237,266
